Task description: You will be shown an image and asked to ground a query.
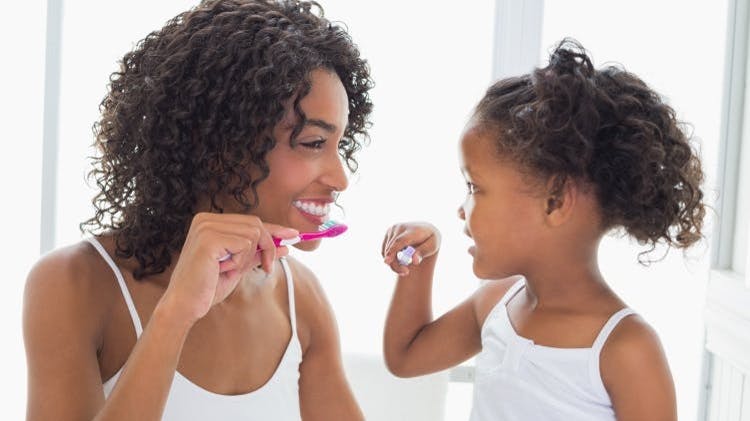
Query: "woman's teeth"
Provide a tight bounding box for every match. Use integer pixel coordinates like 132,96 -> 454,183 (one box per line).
293,200 -> 330,217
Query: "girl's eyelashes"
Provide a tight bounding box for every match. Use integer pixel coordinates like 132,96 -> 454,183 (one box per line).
466,181 -> 477,195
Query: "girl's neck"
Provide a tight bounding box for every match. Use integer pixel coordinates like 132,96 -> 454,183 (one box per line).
519,240 -> 615,310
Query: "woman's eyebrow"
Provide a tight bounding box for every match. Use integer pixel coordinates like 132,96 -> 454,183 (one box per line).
304,118 -> 337,133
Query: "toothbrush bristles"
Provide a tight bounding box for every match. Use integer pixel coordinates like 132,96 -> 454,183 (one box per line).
319,220 -> 337,230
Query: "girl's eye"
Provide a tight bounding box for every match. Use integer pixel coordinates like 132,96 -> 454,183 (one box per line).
466,182 -> 476,195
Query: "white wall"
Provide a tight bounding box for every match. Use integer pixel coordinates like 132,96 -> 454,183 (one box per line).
0,1 -> 47,419
287,2 -> 496,418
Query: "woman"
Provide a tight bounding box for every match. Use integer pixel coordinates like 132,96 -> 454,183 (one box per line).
23,1 -> 373,420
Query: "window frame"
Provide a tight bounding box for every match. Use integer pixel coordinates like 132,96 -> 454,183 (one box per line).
700,0 -> 750,418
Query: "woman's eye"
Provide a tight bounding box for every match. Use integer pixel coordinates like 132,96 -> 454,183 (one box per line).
300,139 -> 326,149
466,182 -> 476,195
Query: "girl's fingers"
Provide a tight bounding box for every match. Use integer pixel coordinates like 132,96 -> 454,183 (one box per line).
382,226 -> 397,258
385,231 -> 427,261
389,259 -> 409,276
382,223 -> 438,269
380,228 -> 393,257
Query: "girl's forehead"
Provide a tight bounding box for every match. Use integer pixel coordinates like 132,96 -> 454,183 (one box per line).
460,127 -> 497,166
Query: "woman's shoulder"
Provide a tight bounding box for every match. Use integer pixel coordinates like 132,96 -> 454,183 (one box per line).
24,238 -> 118,334
278,256 -> 336,350
280,255 -> 327,306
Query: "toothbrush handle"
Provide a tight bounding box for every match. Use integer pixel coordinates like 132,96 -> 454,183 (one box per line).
219,236 -> 298,262
275,236 -> 302,247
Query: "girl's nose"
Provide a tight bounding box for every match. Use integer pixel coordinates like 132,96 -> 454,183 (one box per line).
458,206 -> 466,220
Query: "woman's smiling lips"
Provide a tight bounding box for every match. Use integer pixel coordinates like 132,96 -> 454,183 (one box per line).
292,199 -> 332,225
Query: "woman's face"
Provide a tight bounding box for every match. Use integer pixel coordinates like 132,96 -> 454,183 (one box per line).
252,68 -> 350,251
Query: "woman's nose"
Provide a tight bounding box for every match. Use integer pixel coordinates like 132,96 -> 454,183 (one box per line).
458,206 -> 465,220
322,153 -> 350,192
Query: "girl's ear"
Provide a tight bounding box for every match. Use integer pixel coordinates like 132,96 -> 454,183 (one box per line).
544,175 -> 576,226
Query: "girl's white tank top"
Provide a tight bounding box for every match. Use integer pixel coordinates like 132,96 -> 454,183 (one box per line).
86,237 -> 302,420
470,277 -> 635,421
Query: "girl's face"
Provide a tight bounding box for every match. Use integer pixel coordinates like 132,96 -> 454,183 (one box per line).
458,124 -> 547,279
252,68 -> 350,251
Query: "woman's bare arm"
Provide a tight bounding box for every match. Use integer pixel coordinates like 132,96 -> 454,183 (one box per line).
24,215 -> 296,420
24,247 -> 192,421
292,259 -> 364,421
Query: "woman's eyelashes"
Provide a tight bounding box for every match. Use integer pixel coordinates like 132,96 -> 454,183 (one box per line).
466,181 -> 477,195
295,136 -> 327,150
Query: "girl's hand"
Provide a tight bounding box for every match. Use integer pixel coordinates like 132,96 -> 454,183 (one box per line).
161,212 -> 299,326
381,222 -> 441,276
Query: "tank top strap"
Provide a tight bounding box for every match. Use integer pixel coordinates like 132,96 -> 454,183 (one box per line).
278,257 -> 297,336
499,277 -> 526,306
588,307 -> 636,398
85,237 -> 144,338
591,308 -> 636,353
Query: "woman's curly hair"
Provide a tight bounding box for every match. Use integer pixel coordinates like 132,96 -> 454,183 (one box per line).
473,38 -> 704,260
81,0 -> 374,279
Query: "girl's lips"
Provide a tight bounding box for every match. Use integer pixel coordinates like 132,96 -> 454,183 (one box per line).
468,245 -> 476,256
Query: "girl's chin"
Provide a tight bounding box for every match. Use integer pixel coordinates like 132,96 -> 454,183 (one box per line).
472,260 -> 507,280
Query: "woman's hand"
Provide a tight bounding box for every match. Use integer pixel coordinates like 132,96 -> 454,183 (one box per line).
381,222 -> 441,276
161,213 -> 298,326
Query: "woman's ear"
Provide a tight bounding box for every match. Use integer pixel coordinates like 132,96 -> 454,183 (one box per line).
544,175 -> 576,227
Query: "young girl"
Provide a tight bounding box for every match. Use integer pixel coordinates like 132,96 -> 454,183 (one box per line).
23,1 -> 372,420
381,39 -> 704,421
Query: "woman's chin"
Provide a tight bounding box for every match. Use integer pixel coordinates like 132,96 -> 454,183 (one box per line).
292,239 -> 322,252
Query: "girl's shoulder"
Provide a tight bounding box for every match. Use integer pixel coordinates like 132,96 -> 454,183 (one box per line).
598,313 -> 676,417
472,275 -> 524,331
600,313 -> 666,370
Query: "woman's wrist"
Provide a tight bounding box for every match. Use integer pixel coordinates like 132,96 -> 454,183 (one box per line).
152,294 -> 196,338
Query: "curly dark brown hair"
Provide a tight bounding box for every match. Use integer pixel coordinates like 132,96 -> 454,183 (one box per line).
81,0 -> 374,279
473,38 -> 705,260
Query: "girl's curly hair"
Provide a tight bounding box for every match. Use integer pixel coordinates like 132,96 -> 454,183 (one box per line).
81,0 -> 374,279
474,38 -> 705,260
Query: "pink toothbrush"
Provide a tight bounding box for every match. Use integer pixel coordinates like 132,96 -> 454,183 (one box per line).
273,220 -> 348,246
219,220 -> 348,262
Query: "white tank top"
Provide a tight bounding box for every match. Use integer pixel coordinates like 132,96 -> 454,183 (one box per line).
86,237 -> 303,421
470,278 -> 635,421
